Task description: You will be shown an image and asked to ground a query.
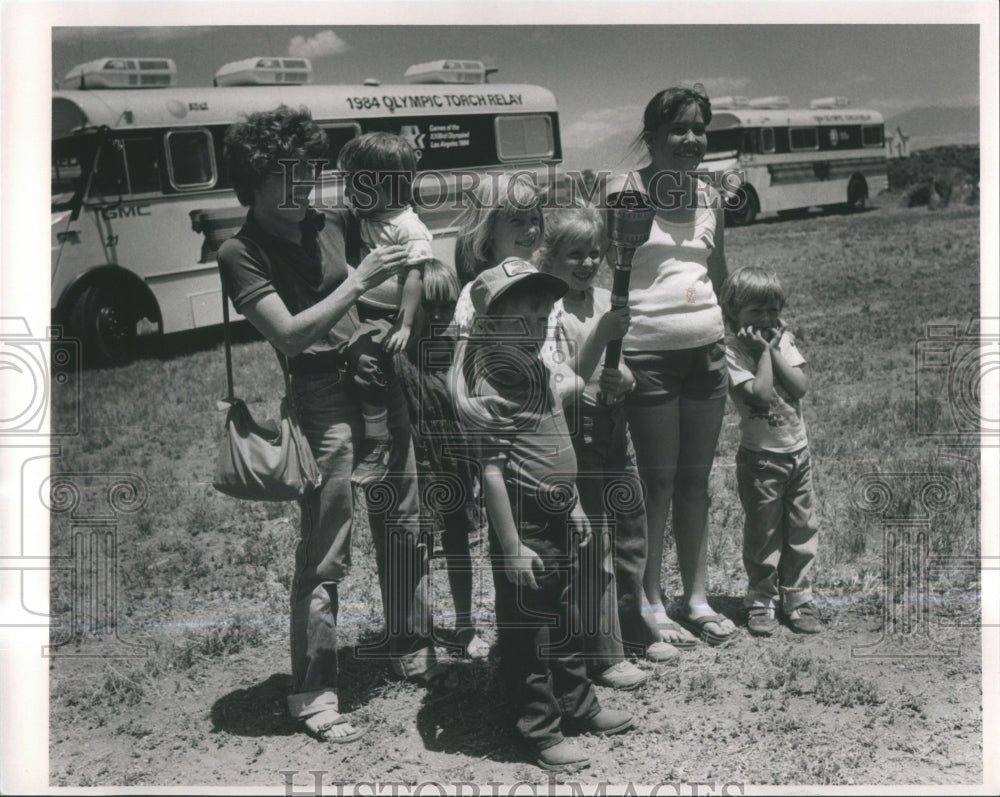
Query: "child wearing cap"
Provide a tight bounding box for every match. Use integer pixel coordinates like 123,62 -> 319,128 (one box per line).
456,258 -> 635,773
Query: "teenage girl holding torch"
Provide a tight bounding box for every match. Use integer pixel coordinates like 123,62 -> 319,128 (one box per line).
605,85 -> 737,648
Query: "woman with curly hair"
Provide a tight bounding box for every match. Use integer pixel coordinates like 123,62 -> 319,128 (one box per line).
218,105 -> 439,745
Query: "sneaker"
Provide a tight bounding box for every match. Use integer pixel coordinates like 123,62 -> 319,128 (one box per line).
785,603 -> 822,634
747,607 -> 779,637
351,437 -> 391,487
565,708 -> 634,737
645,640 -> 681,664
534,740 -> 591,772
592,660 -> 650,690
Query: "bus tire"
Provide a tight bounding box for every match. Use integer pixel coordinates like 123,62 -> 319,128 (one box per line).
69,283 -> 137,367
726,185 -> 758,226
847,176 -> 868,211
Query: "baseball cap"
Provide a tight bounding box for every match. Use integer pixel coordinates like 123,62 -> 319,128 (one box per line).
470,257 -> 567,317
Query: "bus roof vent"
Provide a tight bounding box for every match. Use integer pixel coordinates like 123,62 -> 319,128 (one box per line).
712,96 -> 750,110
748,96 -> 791,109
59,57 -> 177,90
214,57 -> 313,87
404,59 -> 488,84
809,96 -> 850,109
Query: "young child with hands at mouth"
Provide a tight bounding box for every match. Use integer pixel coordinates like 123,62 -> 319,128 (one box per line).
719,267 -> 821,637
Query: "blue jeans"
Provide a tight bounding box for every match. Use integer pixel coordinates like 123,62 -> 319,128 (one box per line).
569,402 -> 655,662
489,501 -> 600,751
286,370 -> 434,722
736,445 -> 818,611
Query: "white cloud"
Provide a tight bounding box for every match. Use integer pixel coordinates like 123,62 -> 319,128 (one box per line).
287,30 -> 350,59
52,27 -> 215,44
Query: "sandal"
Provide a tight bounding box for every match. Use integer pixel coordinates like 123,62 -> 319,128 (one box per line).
674,612 -> 738,647
302,709 -> 366,744
651,613 -> 697,649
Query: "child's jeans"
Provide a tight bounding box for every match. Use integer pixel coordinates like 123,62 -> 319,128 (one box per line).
489,502 -> 601,751
346,315 -> 395,404
569,401 -> 653,662
736,445 -> 819,611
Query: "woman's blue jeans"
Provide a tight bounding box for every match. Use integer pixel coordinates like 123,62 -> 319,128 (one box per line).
286,370 -> 434,721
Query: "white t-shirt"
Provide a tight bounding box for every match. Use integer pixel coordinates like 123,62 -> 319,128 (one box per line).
607,172 -> 725,352
358,206 -> 433,310
726,331 -> 808,454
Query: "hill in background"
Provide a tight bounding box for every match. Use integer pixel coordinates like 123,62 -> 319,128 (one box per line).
562,103 -> 980,171
885,104 -> 980,150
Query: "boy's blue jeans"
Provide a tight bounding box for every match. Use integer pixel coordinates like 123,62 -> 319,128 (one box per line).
286,370 -> 435,723
489,502 -> 600,751
736,445 -> 819,611
570,402 -> 655,662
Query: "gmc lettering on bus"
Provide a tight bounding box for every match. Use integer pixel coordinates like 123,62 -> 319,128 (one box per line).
101,204 -> 152,220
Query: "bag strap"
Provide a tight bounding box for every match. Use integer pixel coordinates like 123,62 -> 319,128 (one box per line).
220,235 -> 291,401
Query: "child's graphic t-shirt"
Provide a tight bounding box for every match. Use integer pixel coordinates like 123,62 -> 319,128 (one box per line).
725,331 -> 808,454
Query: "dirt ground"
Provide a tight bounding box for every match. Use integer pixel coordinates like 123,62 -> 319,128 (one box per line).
49,572 -> 982,789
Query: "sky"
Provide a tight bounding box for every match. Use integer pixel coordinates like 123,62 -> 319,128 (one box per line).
50,22 -> 982,168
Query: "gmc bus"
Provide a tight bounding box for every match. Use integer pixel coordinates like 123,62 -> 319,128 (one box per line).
52,56 -> 562,364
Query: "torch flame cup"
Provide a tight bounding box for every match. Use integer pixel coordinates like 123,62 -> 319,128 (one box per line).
607,190 -> 657,251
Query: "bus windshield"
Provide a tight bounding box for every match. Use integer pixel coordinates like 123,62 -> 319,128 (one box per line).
52,135 -> 96,211
704,128 -> 743,161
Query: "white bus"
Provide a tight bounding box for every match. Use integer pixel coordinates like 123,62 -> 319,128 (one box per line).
52,57 -> 562,364
703,96 -> 887,226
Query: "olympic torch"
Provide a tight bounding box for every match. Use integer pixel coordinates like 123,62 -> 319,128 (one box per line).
601,190 -> 656,405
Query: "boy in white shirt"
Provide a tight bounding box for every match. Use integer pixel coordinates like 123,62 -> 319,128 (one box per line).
720,267 -> 821,636
339,133 -> 432,484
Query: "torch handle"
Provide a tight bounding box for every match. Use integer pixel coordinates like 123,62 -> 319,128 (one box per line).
600,247 -> 634,403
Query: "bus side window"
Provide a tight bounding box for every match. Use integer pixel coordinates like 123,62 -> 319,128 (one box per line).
789,127 -> 819,151
496,115 -> 554,161
90,142 -> 127,199
124,138 -> 162,194
742,130 -> 757,154
760,127 -> 776,154
165,129 -> 216,190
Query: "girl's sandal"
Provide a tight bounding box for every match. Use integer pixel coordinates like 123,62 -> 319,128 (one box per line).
302,709 -> 366,745
653,614 -> 698,649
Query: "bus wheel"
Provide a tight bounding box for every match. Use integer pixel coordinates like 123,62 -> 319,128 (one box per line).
70,284 -> 137,366
847,177 -> 868,211
726,186 -> 758,226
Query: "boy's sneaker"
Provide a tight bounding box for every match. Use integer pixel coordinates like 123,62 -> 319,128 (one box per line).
645,640 -> 681,664
534,740 -> 591,772
747,607 -> 779,637
592,660 -> 649,690
351,437 -> 391,487
785,603 -> 822,634
565,708 -> 634,737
